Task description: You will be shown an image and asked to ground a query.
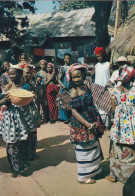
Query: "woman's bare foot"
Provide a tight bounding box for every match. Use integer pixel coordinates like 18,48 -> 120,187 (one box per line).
105,176 -> 116,182
78,179 -> 96,184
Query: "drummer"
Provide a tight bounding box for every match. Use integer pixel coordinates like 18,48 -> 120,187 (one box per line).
0,64 -> 35,174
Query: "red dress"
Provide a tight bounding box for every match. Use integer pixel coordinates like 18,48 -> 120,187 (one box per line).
46,84 -> 59,121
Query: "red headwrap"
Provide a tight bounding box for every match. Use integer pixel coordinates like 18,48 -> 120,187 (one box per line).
94,47 -> 104,55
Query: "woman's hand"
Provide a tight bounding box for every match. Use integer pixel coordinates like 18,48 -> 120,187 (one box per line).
87,122 -> 97,129
4,93 -> 10,102
0,93 -> 10,105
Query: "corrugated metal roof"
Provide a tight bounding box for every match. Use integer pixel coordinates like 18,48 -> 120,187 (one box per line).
26,7 -> 96,37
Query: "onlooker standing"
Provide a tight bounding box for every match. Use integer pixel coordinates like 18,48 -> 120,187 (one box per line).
94,47 -> 111,130
58,53 -> 71,123
45,63 -> 59,123
22,66 -> 40,161
0,61 -> 10,89
36,60 -> 48,123
35,76 -> 45,122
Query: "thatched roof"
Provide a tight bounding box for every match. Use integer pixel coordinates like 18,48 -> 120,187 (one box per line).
109,4 -> 135,56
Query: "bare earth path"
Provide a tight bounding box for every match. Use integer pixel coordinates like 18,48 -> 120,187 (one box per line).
0,122 -> 123,196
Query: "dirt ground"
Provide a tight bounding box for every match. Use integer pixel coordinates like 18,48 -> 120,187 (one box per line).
0,122 -> 123,196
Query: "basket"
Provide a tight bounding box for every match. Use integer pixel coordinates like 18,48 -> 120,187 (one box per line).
9,89 -> 34,106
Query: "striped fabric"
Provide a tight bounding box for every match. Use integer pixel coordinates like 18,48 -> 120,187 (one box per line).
91,83 -> 112,113
75,141 -> 103,181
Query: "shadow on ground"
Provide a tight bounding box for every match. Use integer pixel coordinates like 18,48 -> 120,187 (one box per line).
0,136 -> 6,147
0,135 -> 76,177
95,160 -> 110,180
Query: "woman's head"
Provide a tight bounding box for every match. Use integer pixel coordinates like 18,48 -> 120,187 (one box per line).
94,47 -> 104,62
19,53 -> 28,62
70,63 -> 87,86
47,63 -> 54,74
3,61 -> 10,71
9,65 -> 23,83
116,56 -> 130,69
118,65 -> 135,84
39,60 -> 47,71
64,53 -> 71,66
23,66 -> 32,82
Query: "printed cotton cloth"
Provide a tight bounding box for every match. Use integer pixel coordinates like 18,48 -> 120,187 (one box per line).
75,141 -> 103,181
109,141 -> 135,184
69,89 -> 104,144
59,66 -> 71,121
46,84 -> 59,121
0,104 -> 35,143
109,87 -> 135,144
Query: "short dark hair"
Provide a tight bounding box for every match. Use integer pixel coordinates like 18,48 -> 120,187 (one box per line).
10,68 -> 23,78
64,53 -> 71,59
36,75 -> 42,80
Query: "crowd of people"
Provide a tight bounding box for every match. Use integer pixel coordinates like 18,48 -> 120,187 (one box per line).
0,47 -> 135,194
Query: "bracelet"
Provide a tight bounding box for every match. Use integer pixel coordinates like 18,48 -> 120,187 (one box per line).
87,124 -> 93,130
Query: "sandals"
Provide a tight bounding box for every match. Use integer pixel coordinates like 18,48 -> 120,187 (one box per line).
78,179 -> 96,184
105,176 -> 116,182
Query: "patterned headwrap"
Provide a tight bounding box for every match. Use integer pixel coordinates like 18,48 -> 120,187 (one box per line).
39,60 -> 46,64
47,62 -> 55,74
117,65 -> 134,83
70,63 -> 87,73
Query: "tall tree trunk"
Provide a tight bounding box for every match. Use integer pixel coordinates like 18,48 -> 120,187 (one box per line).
93,1 -> 112,48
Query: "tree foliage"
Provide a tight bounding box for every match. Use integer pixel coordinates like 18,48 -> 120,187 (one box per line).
53,1 -> 93,12
0,1 -> 35,42
53,1 -> 92,11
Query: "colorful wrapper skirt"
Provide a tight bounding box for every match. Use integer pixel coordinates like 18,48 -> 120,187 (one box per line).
109,141 -> 135,183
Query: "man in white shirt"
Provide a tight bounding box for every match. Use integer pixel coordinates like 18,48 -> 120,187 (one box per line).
93,47 -> 111,130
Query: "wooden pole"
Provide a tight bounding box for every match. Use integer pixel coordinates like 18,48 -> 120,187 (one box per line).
110,0 -> 120,64
114,0 -> 120,38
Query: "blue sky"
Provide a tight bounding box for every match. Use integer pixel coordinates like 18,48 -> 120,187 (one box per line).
35,1 -> 57,13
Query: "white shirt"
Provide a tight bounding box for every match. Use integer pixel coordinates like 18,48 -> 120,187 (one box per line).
95,61 -> 110,87
110,70 -> 121,87
95,61 -> 110,115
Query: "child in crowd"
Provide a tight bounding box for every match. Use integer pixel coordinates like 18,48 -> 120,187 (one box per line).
36,59 -> 49,123
19,53 -> 32,64
35,76 -> 45,122
0,61 -> 10,89
18,53 -> 35,83
45,63 -> 59,123
58,53 -> 72,123
68,63 -> 104,184
22,66 -> 40,161
36,60 -> 47,85
0,65 -> 35,173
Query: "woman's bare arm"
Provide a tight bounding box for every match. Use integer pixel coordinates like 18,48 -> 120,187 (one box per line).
111,98 -> 116,114
71,109 -> 93,128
